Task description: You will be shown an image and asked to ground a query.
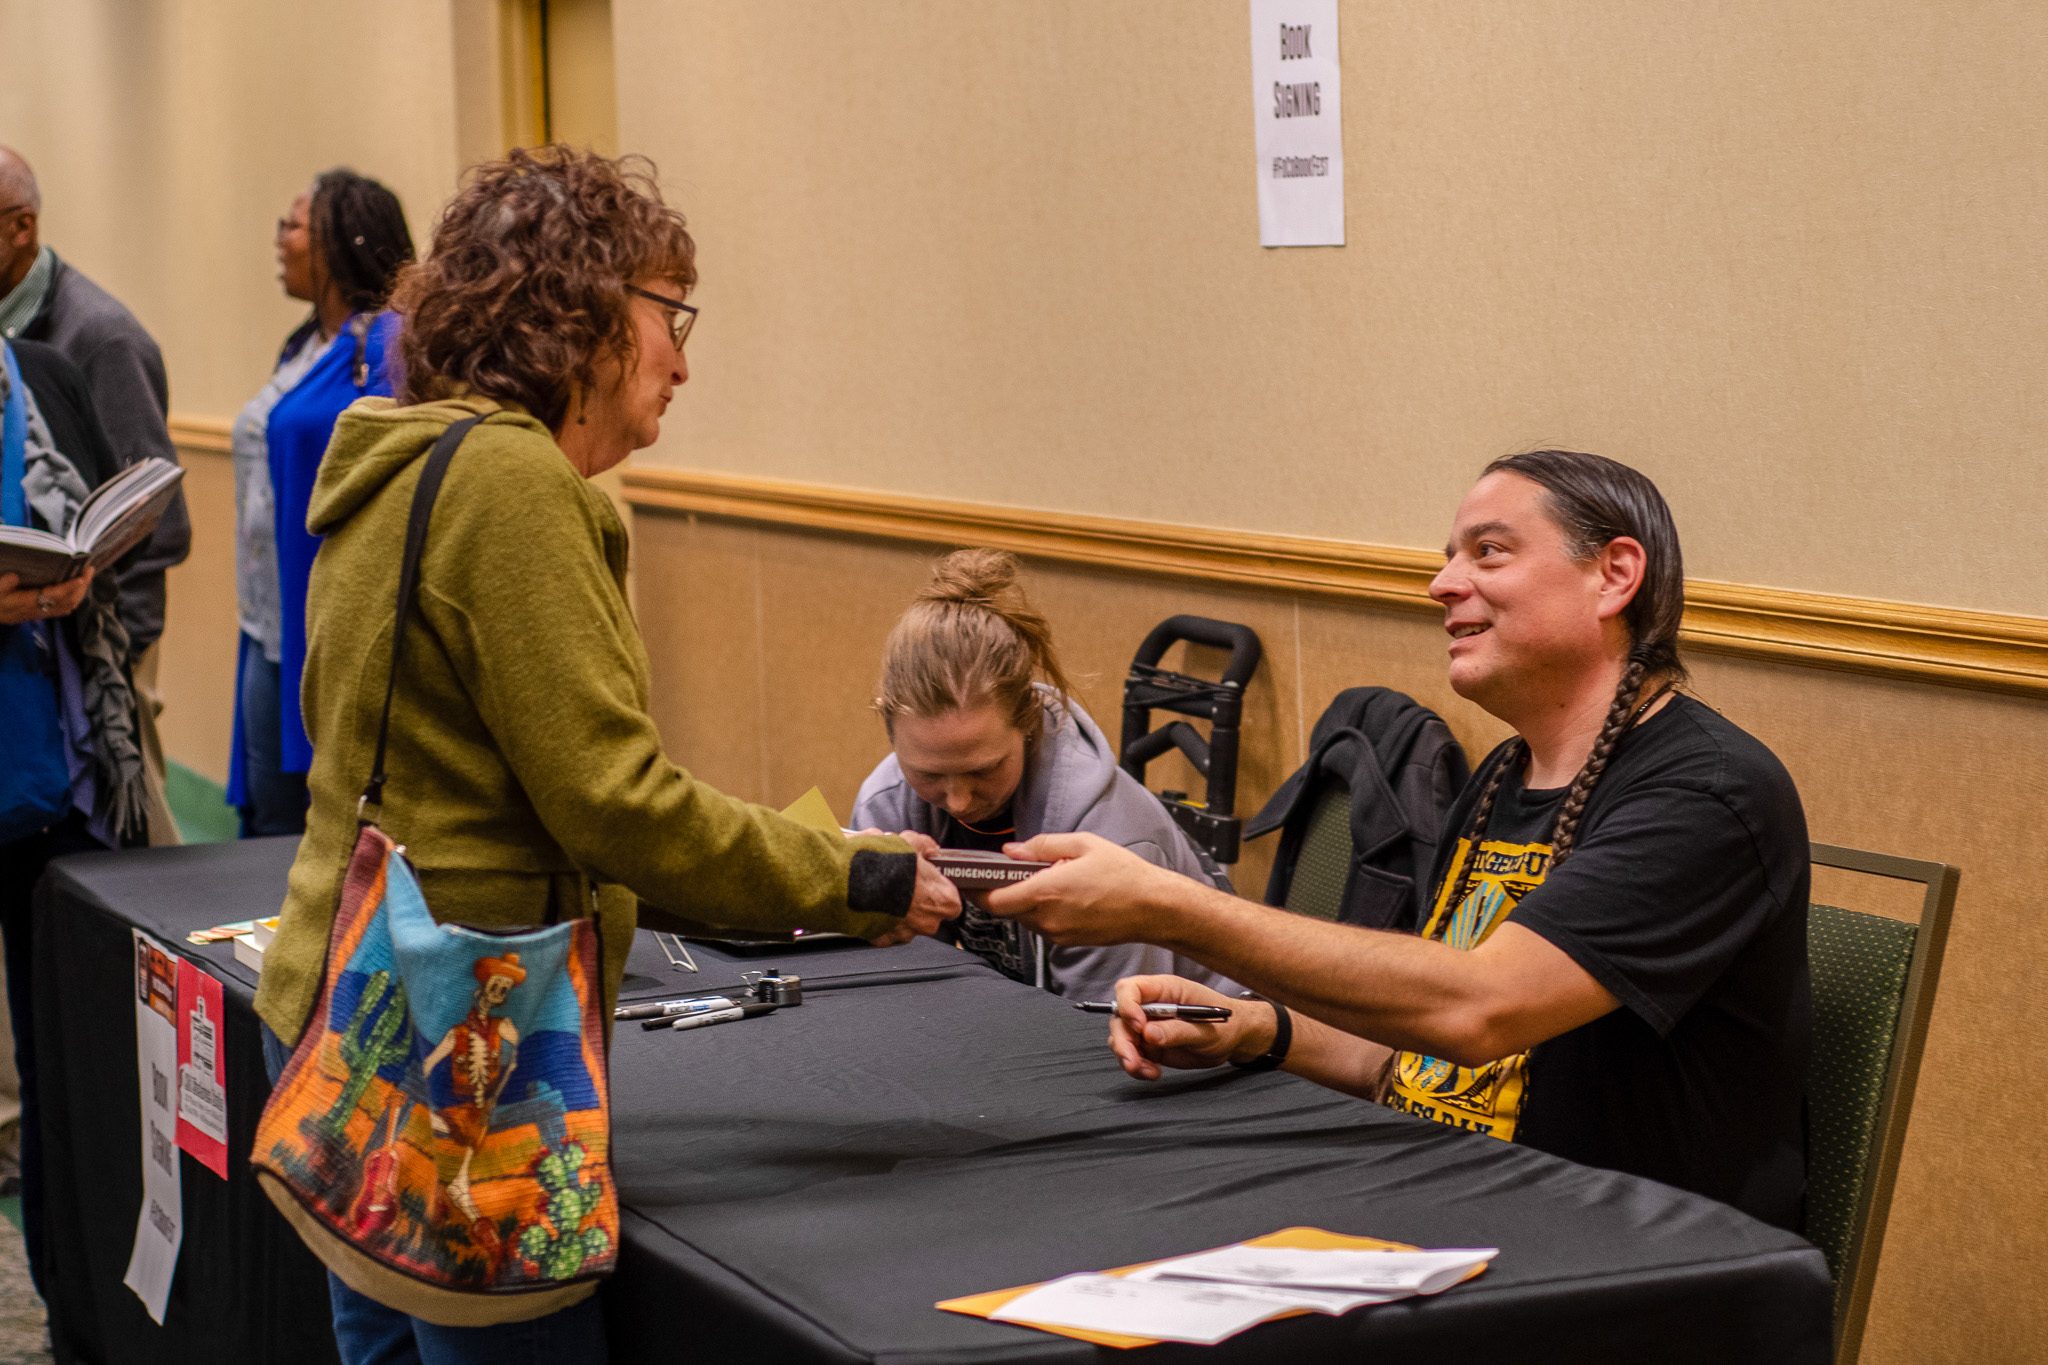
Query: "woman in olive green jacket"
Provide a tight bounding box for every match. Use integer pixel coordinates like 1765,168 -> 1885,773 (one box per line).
255,146 -> 959,1364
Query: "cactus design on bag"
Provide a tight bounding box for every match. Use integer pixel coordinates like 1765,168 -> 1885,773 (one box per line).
516,1138 -> 612,1278
323,969 -> 412,1136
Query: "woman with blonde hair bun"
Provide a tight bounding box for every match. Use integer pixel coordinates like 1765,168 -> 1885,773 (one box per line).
854,549 -> 1239,1001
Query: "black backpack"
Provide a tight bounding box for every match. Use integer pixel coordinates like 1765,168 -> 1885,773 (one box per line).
1246,687 -> 1470,933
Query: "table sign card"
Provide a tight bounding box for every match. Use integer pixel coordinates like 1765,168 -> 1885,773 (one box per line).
122,929 -> 183,1324
175,958 -> 231,1178
1250,0 -> 1344,246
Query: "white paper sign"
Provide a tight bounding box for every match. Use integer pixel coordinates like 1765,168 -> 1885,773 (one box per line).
1250,0 -> 1344,246
179,994 -> 228,1147
122,929 -> 183,1324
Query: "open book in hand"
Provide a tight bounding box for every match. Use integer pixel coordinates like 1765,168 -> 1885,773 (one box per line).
0,457 -> 184,588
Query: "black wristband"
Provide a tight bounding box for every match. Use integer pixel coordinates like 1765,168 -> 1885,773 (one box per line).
1230,999 -> 1292,1073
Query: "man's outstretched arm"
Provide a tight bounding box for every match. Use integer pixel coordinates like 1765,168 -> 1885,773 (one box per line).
986,832 -> 1619,1068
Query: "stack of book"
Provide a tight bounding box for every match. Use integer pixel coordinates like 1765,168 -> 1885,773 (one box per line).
233,917 -> 280,971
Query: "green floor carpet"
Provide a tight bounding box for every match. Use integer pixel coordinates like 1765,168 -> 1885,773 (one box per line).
165,761 -> 239,844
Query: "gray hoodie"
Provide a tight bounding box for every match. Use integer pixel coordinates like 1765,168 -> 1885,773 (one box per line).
854,687 -> 1243,1001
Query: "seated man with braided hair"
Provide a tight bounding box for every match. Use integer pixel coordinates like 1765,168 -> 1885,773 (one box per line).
985,451 -> 1811,1229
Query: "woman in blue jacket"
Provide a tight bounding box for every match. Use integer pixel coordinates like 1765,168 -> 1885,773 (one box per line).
230,169 -> 412,835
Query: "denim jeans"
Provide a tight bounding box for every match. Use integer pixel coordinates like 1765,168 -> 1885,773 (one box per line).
236,635 -> 308,838
259,1026 -> 609,1364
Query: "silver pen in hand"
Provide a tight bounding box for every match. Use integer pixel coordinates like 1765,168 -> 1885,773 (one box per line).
1072,1001 -> 1233,1022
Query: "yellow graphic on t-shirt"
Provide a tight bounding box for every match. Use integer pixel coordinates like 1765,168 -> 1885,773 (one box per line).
1383,836 -> 1552,1142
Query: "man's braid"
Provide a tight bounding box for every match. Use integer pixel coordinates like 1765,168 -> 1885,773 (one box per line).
1429,658 -> 1657,927
1433,739 -> 1524,928
1550,658 -> 1649,867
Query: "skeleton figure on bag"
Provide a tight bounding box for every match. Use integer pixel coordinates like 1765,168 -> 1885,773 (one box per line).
423,952 -> 526,1261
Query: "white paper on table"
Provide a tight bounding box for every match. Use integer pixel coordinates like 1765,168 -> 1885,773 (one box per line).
122,929 -> 184,1324
1142,1245 -> 1498,1296
1126,1262 -> 1397,1313
989,1273 -> 1295,1345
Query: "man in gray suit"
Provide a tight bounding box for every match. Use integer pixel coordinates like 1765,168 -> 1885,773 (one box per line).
0,145 -> 190,846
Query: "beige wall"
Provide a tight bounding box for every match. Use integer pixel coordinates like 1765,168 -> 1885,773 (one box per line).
0,0 -> 465,417
613,0 -> 2048,617
0,0 -> 492,777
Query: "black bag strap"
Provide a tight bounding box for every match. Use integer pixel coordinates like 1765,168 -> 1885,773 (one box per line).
359,414 -> 487,822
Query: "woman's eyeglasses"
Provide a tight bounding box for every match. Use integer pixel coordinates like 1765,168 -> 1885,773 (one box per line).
628,285 -> 697,350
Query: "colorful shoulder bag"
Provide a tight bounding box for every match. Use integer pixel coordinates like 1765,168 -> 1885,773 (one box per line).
251,415 -> 618,1326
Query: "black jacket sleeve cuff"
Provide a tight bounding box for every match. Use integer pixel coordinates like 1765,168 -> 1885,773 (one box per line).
848,849 -> 916,919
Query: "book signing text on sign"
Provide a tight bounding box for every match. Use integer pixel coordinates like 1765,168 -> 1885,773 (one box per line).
1250,0 -> 1344,247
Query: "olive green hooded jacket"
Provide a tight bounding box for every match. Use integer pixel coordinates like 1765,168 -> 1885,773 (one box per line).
254,397 -> 914,1045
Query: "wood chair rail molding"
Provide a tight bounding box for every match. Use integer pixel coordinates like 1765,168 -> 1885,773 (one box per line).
619,465 -> 2048,700
164,419 -> 2048,698
169,415 -> 233,455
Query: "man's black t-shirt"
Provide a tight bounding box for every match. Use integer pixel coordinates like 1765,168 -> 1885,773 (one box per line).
1383,694 -> 1811,1230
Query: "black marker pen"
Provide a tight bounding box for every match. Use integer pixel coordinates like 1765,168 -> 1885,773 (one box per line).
1071,1001 -> 1233,1022
670,1001 -> 778,1031
621,995 -> 740,1024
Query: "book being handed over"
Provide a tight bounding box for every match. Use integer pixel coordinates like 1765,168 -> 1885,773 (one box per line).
928,848 -> 1054,890
0,457 -> 184,588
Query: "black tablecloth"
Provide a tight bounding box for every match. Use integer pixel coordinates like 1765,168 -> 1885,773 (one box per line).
33,837 -> 328,1365
34,839 -> 1833,1364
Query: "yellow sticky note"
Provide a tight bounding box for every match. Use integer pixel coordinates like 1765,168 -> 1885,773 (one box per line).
779,786 -> 844,836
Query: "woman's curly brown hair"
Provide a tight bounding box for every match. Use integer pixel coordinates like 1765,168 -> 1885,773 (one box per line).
391,145 -> 696,430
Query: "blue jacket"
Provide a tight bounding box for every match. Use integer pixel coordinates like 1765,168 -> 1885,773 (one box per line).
227,311 -> 400,805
